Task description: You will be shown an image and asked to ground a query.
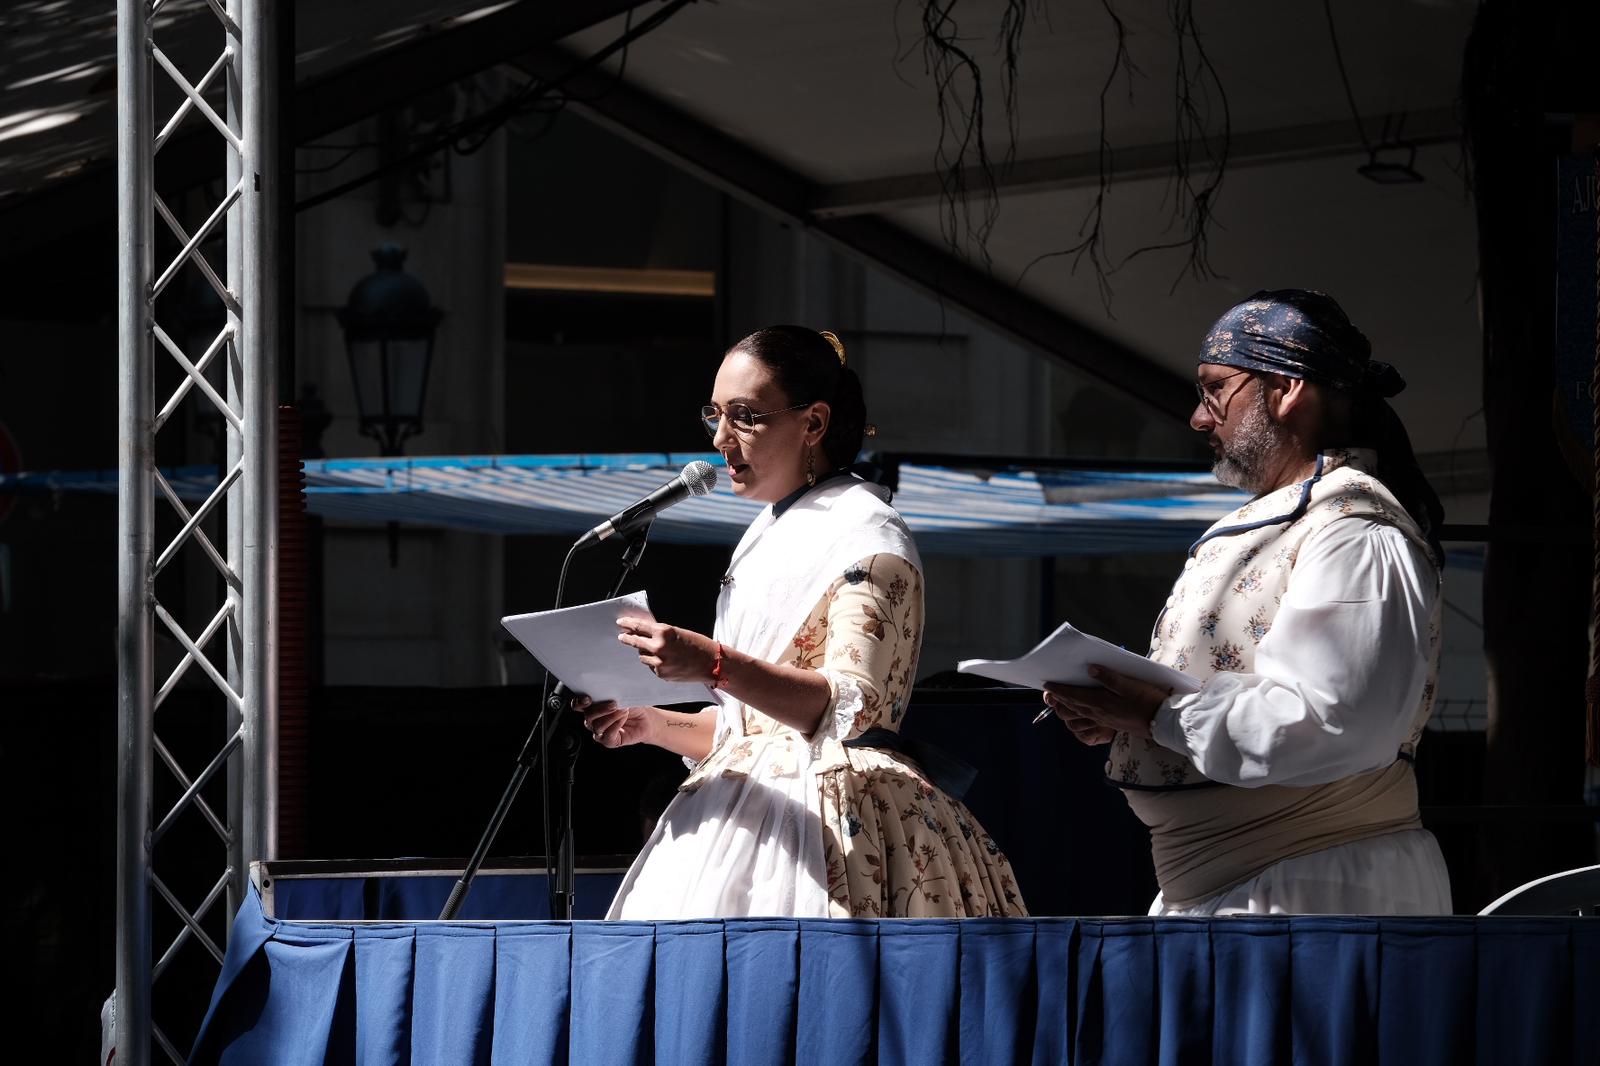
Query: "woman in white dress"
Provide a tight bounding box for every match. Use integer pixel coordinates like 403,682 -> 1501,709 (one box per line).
578,325 -> 1025,919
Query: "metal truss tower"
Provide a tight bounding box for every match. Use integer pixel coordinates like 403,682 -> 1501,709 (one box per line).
117,0 -> 277,1061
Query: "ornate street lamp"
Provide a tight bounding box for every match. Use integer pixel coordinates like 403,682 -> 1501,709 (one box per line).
338,244 -> 442,565
337,243 -> 442,457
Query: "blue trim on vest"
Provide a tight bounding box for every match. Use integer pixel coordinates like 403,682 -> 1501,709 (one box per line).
1187,453 -> 1327,555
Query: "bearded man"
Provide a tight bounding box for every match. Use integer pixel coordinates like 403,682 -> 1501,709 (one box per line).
1046,289 -> 1452,915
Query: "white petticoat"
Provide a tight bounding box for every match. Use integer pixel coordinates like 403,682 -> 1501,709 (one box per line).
607,739 -> 831,919
1148,828 -> 1452,916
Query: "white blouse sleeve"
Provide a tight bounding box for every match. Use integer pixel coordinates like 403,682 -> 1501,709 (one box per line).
1149,517 -> 1438,788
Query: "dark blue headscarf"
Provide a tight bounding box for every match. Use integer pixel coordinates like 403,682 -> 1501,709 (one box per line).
1200,288 -> 1444,566
1201,289 -> 1406,398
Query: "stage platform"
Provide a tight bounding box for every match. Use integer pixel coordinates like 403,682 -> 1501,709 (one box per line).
189,880 -> 1597,1065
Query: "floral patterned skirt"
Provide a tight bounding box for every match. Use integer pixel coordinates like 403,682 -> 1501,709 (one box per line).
818,747 -> 1026,918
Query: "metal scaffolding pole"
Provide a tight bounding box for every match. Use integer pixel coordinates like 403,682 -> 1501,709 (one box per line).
115,0 -> 154,1058
239,0 -> 280,883
117,0 -> 277,1061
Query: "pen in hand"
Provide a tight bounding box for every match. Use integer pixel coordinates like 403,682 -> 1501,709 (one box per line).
1031,664 -> 1109,725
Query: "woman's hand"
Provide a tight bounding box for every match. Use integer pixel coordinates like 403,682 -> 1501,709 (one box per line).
616,617 -> 718,683
574,696 -> 656,748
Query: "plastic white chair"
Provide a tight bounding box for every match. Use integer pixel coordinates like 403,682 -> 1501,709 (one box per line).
1478,863 -> 1600,915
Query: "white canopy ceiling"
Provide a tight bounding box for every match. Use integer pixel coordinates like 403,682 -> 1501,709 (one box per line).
0,0 -> 1486,455
558,0 -> 1484,454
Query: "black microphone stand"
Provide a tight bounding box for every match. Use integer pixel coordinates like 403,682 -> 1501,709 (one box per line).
439,521 -> 654,920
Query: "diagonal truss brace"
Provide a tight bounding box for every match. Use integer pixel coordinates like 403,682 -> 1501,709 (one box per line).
153,195 -> 239,318
153,460 -> 241,576
153,322 -> 237,434
152,180 -> 242,298
151,869 -> 230,977
154,735 -> 232,844
153,468 -> 237,584
152,1024 -> 183,1065
153,725 -> 242,843
154,602 -> 242,711
151,44 -> 243,156
155,600 -> 235,710
153,323 -> 241,434
155,48 -> 232,153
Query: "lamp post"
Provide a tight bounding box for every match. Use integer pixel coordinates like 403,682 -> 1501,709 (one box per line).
337,243 -> 441,564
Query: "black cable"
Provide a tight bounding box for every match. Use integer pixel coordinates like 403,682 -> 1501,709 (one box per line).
1322,0 -> 1371,150
453,0 -> 670,154
295,0 -> 695,214
293,143 -> 376,175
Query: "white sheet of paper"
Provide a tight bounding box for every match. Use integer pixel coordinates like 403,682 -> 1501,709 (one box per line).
956,620 -> 1201,694
501,592 -> 716,707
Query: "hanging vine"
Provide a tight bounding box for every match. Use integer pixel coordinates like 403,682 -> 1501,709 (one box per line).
996,0 -> 1033,166
1122,0 -> 1231,289
905,0 -> 1029,268
909,0 -> 1231,308
1017,0 -> 1140,310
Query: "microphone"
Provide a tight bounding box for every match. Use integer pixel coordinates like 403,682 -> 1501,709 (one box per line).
573,460 -> 717,550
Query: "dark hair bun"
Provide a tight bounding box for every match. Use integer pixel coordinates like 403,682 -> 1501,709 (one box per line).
729,325 -> 868,469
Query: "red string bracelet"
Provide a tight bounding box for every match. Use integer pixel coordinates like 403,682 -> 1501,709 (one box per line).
710,642 -> 730,689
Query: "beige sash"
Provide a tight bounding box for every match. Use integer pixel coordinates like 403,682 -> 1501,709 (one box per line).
1128,761 -> 1423,908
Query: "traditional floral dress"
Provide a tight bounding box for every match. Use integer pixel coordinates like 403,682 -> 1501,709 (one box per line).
607,480 -> 1025,919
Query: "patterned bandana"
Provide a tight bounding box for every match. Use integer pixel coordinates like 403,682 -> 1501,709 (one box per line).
1199,289 -> 1405,398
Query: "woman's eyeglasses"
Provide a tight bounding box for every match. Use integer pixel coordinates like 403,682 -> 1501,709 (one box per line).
700,401 -> 809,438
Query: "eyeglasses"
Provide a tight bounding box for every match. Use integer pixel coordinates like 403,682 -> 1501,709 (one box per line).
700,401 -> 810,438
1193,369 -> 1255,418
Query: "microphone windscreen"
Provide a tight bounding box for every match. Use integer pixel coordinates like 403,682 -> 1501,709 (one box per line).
681,460 -> 717,496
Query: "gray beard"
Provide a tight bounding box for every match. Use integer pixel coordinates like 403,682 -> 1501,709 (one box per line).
1211,390 -> 1291,494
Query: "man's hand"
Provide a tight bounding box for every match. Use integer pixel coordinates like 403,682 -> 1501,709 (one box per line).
616,617 -> 718,682
1043,665 -> 1173,745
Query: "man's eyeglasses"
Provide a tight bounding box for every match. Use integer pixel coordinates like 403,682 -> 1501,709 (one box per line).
700,401 -> 810,438
1194,369 -> 1255,418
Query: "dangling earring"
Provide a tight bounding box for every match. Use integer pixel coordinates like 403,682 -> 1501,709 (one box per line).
805,449 -> 816,487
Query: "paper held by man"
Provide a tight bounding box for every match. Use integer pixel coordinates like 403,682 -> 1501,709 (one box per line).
957,620 -> 1200,695
502,592 -> 716,707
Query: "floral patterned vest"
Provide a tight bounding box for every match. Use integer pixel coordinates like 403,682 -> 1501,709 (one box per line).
1106,450 -> 1441,790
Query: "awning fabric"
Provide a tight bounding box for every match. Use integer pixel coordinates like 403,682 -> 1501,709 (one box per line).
3,452 -> 1247,556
